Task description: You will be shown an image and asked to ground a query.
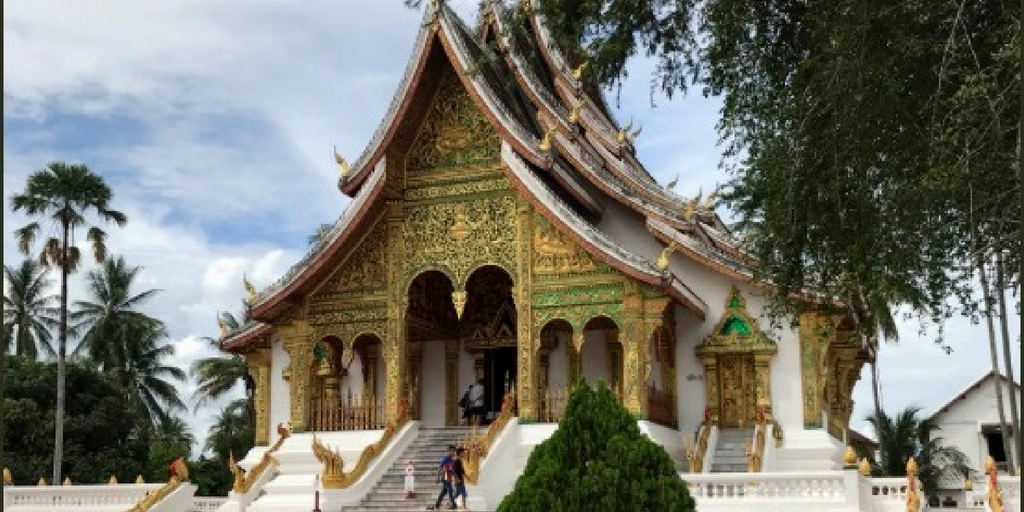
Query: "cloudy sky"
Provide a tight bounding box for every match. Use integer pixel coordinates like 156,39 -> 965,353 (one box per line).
4,0 -> 1019,451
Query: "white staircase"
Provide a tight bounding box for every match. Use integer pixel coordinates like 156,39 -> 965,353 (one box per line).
709,428 -> 752,473
342,427 -> 479,512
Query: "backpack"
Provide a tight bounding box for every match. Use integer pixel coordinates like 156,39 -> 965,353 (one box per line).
458,390 -> 470,409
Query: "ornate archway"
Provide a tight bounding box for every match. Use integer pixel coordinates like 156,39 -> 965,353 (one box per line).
696,287 -> 777,428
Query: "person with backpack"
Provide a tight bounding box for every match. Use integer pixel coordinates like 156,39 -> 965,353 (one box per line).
458,385 -> 472,426
427,444 -> 457,510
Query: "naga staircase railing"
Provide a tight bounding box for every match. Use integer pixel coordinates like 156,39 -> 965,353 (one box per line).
686,419 -> 714,473
461,389 -> 517,485
228,424 -> 292,494
312,384 -> 417,489
747,411 -> 767,472
122,459 -> 189,512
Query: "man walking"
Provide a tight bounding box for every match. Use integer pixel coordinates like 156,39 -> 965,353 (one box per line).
428,445 -> 457,510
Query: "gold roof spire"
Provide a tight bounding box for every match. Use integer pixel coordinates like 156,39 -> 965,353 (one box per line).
333,146 -> 351,178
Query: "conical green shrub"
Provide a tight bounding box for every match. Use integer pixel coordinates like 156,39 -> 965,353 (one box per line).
497,381 -> 695,512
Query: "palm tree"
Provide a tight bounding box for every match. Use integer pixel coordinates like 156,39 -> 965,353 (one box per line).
109,321 -> 186,425
70,256 -> 162,369
191,310 -> 254,417
155,416 -> 196,455
205,399 -> 254,462
10,161 -> 126,483
866,407 -> 970,499
3,260 -> 59,359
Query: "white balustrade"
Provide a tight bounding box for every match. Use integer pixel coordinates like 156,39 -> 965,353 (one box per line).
681,471 -> 850,511
3,483 -> 163,512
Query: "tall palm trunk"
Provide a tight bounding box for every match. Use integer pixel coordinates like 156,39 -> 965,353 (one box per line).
995,251 -> 1020,473
977,255 -> 1014,472
52,217 -> 69,484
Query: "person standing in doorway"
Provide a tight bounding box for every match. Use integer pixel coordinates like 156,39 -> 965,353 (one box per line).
458,385 -> 472,426
469,379 -> 485,426
428,445 -> 456,510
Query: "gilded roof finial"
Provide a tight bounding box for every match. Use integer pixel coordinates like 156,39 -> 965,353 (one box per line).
616,119 -> 634,144
243,273 -> 256,302
109,475 -> 118,485
135,474 -> 145,484
703,191 -> 717,211
665,173 -> 679,192
538,127 -> 556,152
3,467 -> 12,485
571,61 -> 588,81
567,105 -> 581,124
333,146 -> 351,178
656,242 -> 679,271
625,125 -> 642,145
859,458 -> 871,476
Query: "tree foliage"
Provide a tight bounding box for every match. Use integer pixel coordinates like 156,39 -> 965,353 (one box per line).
3,260 -> 59,359
71,256 -> 163,367
865,407 -> 970,499
497,381 -> 694,512
2,355 -> 149,485
534,0 -> 1020,342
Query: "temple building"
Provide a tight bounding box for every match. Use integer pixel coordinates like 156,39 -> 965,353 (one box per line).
220,1 -> 868,508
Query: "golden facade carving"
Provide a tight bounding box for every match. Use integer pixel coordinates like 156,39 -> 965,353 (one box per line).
403,194 -> 517,285
385,199 -> 407,423
245,349 -> 272,445
515,197 -> 538,419
533,214 -> 599,276
279,320 -> 313,431
406,67 -> 499,173
312,219 -> 388,301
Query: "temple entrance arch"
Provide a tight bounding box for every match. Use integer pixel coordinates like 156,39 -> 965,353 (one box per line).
460,265 -> 517,423
579,316 -> 623,398
405,270 -> 459,426
697,288 -> 777,428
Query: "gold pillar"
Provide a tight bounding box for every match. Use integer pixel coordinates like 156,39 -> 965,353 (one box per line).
702,354 -> 719,424
798,311 -> 824,427
245,349 -> 271,445
621,281 -> 646,415
753,352 -> 773,419
384,198 -> 407,423
279,320 -> 312,432
658,307 -> 678,423
445,340 -> 460,426
515,198 -> 538,419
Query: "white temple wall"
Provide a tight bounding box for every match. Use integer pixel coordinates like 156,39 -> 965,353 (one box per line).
547,331 -> 569,392
580,329 -> 611,386
269,338 -> 290,445
675,302 -> 707,436
420,340 -> 446,427
340,356 -> 365,401
668,254 -> 806,433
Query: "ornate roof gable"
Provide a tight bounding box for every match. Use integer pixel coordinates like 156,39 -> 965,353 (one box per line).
698,287 -> 776,355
